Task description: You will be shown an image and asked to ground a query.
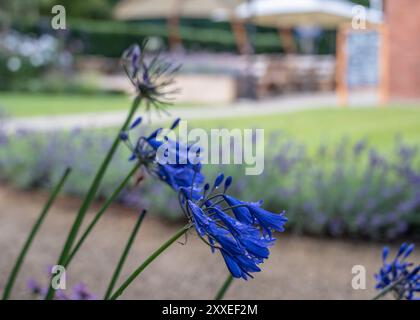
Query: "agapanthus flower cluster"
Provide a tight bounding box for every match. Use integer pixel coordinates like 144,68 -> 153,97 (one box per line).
120,117 -> 204,194
179,173 -> 287,280
122,42 -> 180,112
120,115 -> 287,280
119,42 -> 287,281
375,243 -> 419,300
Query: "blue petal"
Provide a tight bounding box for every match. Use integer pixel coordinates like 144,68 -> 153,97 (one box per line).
120,132 -> 129,141
129,117 -> 142,130
239,237 -> 272,259
224,176 -> 233,191
223,195 -> 253,225
234,254 -> 261,273
187,201 -> 210,237
208,224 -> 244,256
220,250 -> 244,279
146,138 -> 164,150
170,118 -> 181,130
214,173 -> 224,188
147,128 -> 162,141
248,205 -> 287,236
403,244 -> 415,259
382,246 -> 390,262
396,243 -> 408,258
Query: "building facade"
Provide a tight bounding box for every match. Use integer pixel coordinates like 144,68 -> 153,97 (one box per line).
385,0 -> 420,100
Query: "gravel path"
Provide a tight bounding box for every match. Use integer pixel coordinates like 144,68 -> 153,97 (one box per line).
0,186 -> 416,300
3,94 -> 339,133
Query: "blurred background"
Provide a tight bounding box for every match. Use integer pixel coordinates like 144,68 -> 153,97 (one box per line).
0,0 -> 419,299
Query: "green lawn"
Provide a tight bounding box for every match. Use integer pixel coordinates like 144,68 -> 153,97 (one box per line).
123,106 -> 420,153
0,93 -> 200,117
1,92 -> 419,153
0,93 -> 132,117
191,107 -> 420,153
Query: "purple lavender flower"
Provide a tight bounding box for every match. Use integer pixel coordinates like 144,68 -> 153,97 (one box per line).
353,138 -> 367,156
369,149 -> 385,168
317,143 -> 327,158
27,278 -> 96,300
27,279 -> 46,297
71,283 -> 97,300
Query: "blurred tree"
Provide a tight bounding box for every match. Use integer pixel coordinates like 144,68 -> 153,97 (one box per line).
0,0 -> 40,27
39,0 -> 115,20
349,0 -> 370,7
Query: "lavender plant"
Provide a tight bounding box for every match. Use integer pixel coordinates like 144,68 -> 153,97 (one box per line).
27,271 -> 96,300
1,129 -> 419,239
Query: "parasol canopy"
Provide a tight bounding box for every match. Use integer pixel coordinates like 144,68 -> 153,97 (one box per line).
115,0 -> 243,21
236,0 -> 383,28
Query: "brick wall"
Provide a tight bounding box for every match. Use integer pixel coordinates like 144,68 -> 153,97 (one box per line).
386,0 -> 420,99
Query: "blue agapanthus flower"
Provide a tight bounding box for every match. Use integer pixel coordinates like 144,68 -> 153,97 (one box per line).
179,173 -> 287,280
121,117 -> 204,194
122,42 -> 180,112
375,243 -> 420,300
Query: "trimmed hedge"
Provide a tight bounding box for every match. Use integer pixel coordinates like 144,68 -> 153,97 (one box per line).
17,18 -> 336,56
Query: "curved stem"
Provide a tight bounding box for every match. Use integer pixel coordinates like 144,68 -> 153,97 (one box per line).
64,163 -> 140,267
371,276 -> 407,300
109,223 -> 192,300
214,274 -> 234,300
202,193 -> 224,205
2,168 -> 72,300
104,210 -> 147,300
45,96 -> 141,300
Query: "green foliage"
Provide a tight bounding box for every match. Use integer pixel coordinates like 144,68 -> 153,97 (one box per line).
66,18 -> 282,55
67,18 -> 338,55
0,0 -> 41,26
0,52 -> 42,91
39,0 -> 114,20
0,31 -> 63,92
16,17 -> 335,56
350,0 -> 371,7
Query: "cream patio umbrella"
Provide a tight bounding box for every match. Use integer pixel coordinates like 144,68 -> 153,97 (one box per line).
115,0 -> 243,20
236,0 -> 383,28
235,0 -> 383,53
114,0 -> 249,52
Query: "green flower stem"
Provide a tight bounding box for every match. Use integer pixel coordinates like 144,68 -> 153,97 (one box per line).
109,223 -> 192,300
45,96 -> 141,300
2,167 -> 72,300
64,163 -> 141,267
371,276 -> 407,300
104,209 -> 147,300
214,274 -> 234,300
